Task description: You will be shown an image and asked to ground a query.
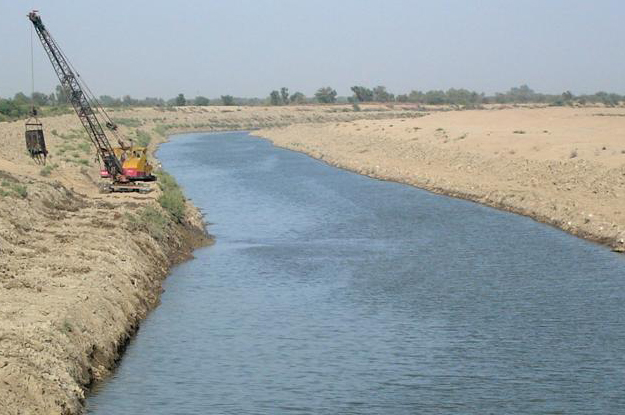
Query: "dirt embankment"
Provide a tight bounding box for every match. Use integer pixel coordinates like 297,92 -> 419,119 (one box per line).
0,176 -> 206,415
0,104 -> 417,414
257,106 -> 625,252
0,117 -> 208,414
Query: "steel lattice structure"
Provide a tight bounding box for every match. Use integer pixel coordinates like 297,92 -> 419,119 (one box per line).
28,11 -> 123,178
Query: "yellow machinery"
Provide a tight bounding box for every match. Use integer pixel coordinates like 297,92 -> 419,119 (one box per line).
100,146 -> 155,181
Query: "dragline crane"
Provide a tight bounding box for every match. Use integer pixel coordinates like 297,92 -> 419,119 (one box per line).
28,11 -> 155,192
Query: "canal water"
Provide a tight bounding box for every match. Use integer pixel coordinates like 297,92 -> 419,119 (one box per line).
87,132 -> 625,414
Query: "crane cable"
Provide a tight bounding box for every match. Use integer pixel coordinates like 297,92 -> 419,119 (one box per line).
46,29 -> 129,147
29,22 -> 35,116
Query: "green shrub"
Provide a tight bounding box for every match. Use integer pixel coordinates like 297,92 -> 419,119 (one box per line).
112,117 -> 142,128
77,142 -> 91,153
135,129 -> 151,147
126,205 -> 169,240
156,171 -> 185,222
1,179 -> 27,198
61,320 -> 73,334
40,165 -> 54,176
12,184 -> 27,198
153,124 -> 171,137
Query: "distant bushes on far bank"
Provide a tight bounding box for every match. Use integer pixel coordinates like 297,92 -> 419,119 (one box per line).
2,84 -> 624,123
263,84 -> 624,107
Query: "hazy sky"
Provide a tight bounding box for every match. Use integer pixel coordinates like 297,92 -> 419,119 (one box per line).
1,0 -> 624,99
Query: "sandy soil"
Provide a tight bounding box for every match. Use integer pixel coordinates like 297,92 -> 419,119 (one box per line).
0,112 -> 210,414
258,106 -> 625,252
0,104 -> 415,414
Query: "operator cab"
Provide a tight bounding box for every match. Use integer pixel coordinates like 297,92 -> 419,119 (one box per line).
100,146 -> 155,181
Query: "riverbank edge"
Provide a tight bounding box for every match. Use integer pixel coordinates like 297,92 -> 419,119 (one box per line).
72,197 -> 212,414
72,136 -> 215,406
1,151 -> 210,414
255,134 -> 624,254
72,156 -> 213,414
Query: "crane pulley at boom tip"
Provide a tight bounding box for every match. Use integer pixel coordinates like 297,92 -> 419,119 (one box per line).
27,10 -> 156,192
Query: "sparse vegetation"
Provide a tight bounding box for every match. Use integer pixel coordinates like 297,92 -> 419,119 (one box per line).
269,88 -> 291,105
2,84 -> 624,120
175,93 -> 186,106
11,183 -> 26,198
194,96 -> 210,106
289,91 -> 306,104
61,320 -> 73,334
134,129 -> 152,147
269,90 -> 281,106
156,170 -> 186,222
221,95 -> 235,106
112,117 -> 142,128
125,205 -> 170,240
513,130 -> 526,134
315,87 -> 337,104
77,142 -> 91,153
1,178 -> 27,198
40,165 -> 54,176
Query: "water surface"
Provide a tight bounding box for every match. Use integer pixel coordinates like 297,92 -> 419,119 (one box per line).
87,132 -> 625,414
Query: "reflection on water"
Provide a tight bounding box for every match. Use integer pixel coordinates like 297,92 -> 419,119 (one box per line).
87,132 -> 625,414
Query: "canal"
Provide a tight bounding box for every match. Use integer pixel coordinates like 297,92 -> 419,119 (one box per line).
87,132 -> 625,414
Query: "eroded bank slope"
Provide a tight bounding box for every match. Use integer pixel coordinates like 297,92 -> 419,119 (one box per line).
257,106 -> 625,252
0,173 -> 206,415
0,117 -> 209,414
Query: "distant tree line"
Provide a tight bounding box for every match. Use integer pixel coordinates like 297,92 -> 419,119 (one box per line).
264,84 -> 624,107
2,84 -> 624,121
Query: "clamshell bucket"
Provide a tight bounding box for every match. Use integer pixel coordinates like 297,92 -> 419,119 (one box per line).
25,117 -> 48,164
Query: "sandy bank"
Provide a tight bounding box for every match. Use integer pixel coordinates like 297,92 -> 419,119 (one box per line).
257,106 -> 625,252
0,117 -> 209,414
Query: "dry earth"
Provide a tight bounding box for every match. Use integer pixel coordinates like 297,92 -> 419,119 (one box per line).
258,105 -> 625,252
0,104 -> 417,414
